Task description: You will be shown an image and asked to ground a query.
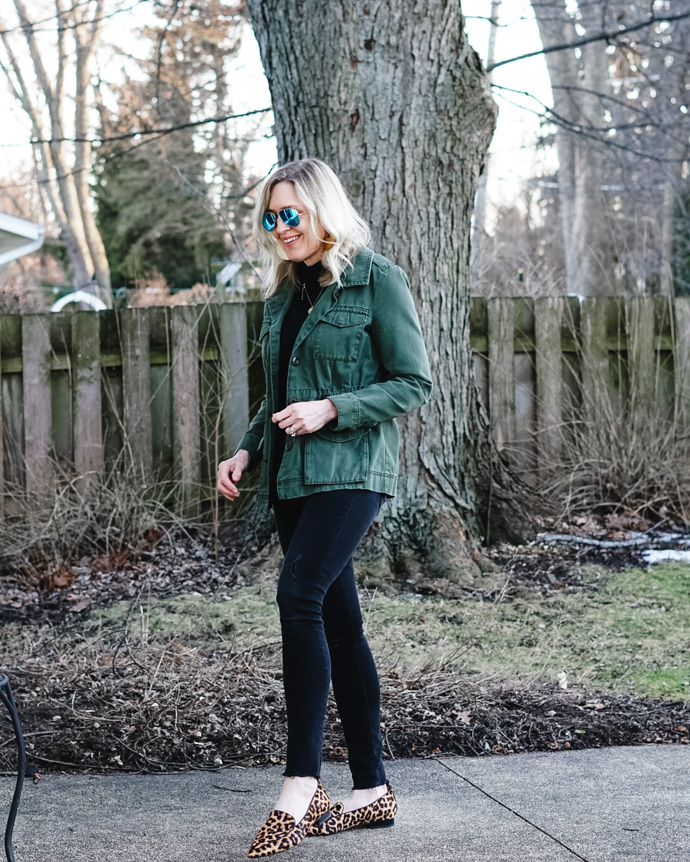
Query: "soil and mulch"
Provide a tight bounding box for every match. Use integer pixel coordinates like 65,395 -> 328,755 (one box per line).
1,513 -> 689,775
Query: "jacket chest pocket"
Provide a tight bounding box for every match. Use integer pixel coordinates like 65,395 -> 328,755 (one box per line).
313,306 -> 368,362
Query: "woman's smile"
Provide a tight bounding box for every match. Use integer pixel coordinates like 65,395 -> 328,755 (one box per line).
269,180 -> 325,264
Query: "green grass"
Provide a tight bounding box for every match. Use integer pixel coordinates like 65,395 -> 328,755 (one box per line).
83,586 -> 283,649
364,562 -> 690,699
5,562 -> 689,701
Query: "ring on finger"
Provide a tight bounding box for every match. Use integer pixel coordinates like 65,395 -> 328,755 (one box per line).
288,426 -> 297,437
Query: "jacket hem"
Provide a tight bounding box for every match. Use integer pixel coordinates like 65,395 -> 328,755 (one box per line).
261,475 -> 397,508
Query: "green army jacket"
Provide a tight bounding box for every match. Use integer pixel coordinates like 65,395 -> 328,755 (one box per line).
236,246 -> 432,505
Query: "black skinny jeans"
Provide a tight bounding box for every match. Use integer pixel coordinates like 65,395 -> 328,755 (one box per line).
273,489 -> 387,789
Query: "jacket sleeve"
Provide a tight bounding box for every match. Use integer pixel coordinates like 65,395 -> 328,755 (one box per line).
328,264 -> 432,430
235,397 -> 267,472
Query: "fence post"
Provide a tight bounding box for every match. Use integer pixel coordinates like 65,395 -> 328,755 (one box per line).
172,305 -> 200,517
675,297 -> 690,427
487,297 -> 515,452
122,308 -> 153,481
72,312 -> 103,490
535,296 -> 564,468
22,314 -> 53,496
219,302 -> 250,459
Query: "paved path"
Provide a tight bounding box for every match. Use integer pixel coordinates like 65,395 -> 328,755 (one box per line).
2,745 -> 688,861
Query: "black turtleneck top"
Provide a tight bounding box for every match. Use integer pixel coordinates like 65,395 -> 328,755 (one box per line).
270,259 -> 327,501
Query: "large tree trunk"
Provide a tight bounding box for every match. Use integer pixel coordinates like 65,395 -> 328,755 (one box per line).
532,0 -> 616,297
246,0 -> 537,586
659,15 -> 690,297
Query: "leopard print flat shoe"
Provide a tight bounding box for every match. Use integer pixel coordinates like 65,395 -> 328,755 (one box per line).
308,782 -> 397,836
247,778 -> 330,857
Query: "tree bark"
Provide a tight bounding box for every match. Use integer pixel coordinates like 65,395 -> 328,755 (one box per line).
74,0 -> 112,299
246,0 -> 538,586
659,14 -> 690,297
532,0 -> 616,297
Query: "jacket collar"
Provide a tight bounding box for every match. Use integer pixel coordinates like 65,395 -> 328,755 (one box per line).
266,246 -> 374,313
339,246 -> 374,288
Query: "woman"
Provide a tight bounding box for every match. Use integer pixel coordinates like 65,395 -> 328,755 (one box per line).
217,158 -> 431,858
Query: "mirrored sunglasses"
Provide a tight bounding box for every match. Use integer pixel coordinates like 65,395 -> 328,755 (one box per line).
262,207 -> 302,232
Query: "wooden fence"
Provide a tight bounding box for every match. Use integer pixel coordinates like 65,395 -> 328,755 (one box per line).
1,295 -> 689,513
471,296 -> 690,474
0,303 -> 263,517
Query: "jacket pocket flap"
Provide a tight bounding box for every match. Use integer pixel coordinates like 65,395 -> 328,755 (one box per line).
320,307 -> 368,327
314,425 -> 368,443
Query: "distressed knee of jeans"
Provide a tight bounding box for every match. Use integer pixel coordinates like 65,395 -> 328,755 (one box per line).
276,556 -> 303,608
289,554 -> 302,579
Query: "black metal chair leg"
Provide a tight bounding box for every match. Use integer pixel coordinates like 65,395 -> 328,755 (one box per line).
0,675 -> 26,862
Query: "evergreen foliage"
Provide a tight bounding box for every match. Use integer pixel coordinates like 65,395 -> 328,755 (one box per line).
95,1 -> 248,291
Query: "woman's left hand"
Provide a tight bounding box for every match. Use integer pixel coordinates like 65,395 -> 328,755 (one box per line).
272,399 -> 338,436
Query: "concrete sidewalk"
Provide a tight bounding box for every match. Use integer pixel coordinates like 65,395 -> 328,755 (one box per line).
2,744 -> 688,861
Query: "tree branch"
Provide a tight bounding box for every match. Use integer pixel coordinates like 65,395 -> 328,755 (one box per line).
487,9 -> 690,72
492,85 -> 688,164
55,0 -> 67,137
0,0 -> 149,36
155,0 -> 181,110
15,109 -> 272,146
12,0 -> 58,128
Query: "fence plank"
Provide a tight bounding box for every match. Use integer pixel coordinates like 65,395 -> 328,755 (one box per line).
72,312 -> 103,488
514,352 -> 537,474
487,297 -> 515,451
628,297 -> 655,422
22,314 -> 53,495
580,298 -> 609,424
219,302 -> 250,459
675,297 -> 690,427
172,306 -> 200,516
122,308 -> 153,480
535,296 -> 564,467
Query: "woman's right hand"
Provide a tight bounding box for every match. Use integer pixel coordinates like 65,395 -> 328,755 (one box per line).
217,449 -> 251,501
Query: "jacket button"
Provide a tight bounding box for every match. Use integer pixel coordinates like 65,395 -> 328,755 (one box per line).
285,439 -> 293,452
291,356 -> 300,366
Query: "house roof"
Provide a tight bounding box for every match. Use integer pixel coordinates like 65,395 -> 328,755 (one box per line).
0,212 -> 46,270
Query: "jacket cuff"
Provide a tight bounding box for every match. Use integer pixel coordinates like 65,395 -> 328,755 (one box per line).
235,432 -> 263,473
328,392 -> 360,430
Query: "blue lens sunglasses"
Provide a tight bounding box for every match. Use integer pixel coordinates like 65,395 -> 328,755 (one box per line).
262,207 -> 305,232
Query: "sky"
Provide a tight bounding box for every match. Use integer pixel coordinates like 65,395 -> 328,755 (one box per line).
0,0 -> 555,229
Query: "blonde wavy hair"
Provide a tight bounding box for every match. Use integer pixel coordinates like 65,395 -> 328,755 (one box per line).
253,158 -> 371,296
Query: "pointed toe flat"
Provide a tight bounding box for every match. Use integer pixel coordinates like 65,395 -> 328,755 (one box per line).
247,779 -> 330,857
308,782 -> 397,836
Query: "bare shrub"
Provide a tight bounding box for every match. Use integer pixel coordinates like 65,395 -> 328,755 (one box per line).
0,460 -> 185,588
542,386 -> 690,524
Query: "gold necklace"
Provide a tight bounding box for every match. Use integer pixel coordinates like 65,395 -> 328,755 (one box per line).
300,280 -> 327,313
